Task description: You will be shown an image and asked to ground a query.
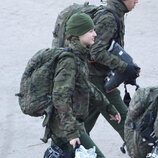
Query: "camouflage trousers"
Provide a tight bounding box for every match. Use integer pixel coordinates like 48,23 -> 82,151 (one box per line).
85,76 -> 128,140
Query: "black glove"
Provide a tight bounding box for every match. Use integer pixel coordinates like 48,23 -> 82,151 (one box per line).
124,64 -> 140,80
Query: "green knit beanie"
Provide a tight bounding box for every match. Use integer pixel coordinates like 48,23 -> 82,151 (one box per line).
66,12 -> 95,36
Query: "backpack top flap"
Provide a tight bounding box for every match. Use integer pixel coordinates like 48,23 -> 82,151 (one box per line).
129,87 -> 158,121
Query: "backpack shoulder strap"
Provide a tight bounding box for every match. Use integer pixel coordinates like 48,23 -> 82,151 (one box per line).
57,47 -> 74,58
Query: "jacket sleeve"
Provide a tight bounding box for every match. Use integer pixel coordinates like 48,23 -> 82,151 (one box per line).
90,13 -> 127,72
52,54 -> 80,141
88,82 -> 118,115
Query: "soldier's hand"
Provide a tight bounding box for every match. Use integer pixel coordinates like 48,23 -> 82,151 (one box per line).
109,113 -> 121,124
69,138 -> 80,148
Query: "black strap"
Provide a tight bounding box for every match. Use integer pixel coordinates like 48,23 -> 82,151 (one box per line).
123,84 -> 131,107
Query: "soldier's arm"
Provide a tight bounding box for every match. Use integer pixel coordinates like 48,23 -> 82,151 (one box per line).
90,13 -> 127,72
52,55 -> 80,141
88,81 -> 118,116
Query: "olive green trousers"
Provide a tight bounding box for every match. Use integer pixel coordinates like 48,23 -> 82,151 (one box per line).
85,76 -> 128,140
80,132 -> 106,158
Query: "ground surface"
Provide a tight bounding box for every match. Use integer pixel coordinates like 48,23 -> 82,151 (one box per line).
0,0 -> 158,157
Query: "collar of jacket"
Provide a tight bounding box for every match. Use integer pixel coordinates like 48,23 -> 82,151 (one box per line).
69,39 -> 89,61
106,0 -> 129,17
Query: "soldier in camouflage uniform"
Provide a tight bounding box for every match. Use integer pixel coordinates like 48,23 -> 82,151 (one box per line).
49,13 -> 121,158
124,87 -> 158,158
85,0 -> 139,141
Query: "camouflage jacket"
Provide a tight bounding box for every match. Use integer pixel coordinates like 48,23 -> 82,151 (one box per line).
88,0 -> 129,77
50,40 -> 118,142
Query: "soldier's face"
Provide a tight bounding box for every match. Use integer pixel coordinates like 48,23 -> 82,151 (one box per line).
123,0 -> 138,11
79,29 -> 97,47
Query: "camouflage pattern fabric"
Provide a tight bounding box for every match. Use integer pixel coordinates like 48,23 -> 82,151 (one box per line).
51,0 -> 130,141
16,48 -> 66,117
85,0 -> 129,140
124,87 -> 158,158
89,0 -> 129,77
49,40 -> 118,143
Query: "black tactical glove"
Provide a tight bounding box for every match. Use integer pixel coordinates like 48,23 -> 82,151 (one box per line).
124,64 -> 140,80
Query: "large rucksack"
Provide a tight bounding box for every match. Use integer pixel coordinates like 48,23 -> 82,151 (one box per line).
52,2 -> 120,48
124,87 -> 158,158
15,47 -> 72,118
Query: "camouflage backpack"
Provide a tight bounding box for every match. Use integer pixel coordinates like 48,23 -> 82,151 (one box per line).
52,2 -> 120,48
15,47 -> 73,117
124,87 -> 158,158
